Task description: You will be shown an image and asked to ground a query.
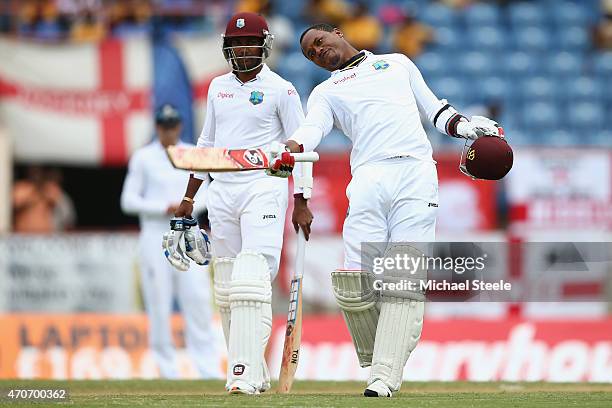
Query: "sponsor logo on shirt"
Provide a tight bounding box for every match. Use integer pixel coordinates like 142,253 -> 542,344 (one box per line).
263,214 -> 277,220
287,89 -> 298,96
217,91 -> 234,99
372,60 -> 390,70
333,72 -> 357,85
249,90 -> 264,105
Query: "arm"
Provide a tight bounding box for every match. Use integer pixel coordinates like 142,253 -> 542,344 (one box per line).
175,88 -> 216,217
403,56 -> 501,139
286,90 -> 334,153
120,152 -> 169,216
277,84 -> 308,196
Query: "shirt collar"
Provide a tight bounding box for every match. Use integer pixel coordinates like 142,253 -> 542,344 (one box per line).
232,63 -> 270,85
331,50 -> 371,76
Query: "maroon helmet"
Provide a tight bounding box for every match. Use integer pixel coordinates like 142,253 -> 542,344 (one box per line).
222,12 -> 274,72
460,135 -> 514,180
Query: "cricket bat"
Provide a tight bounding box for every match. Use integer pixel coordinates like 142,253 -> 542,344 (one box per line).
166,146 -> 319,172
278,162 -> 312,394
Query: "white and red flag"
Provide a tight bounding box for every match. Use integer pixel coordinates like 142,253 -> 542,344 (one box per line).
0,37 -> 152,166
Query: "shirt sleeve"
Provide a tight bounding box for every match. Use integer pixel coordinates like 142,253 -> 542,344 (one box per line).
193,85 -> 216,181
278,83 -> 309,195
288,88 -> 334,153
120,152 -> 168,216
401,55 -> 463,136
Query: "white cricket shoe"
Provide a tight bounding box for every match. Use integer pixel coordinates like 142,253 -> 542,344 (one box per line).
364,379 -> 392,397
259,381 -> 271,393
228,380 -> 259,395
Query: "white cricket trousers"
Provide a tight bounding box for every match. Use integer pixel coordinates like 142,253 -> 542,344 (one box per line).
139,226 -> 218,379
206,176 -> 288,278
343,157 -> 439,269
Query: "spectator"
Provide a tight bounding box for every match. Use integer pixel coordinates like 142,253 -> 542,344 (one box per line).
392,13 -> 433,58
261,0 -> 295,52
35,0 -> 65,40
12,166 -> 76,233
340,2 -> 382,52
70,9 -> 106,42
235,0 -> 267,13
16,0 -> 38,37
304,0 -> 351,26
440,0 -> 474,9
594,0 -> 612,49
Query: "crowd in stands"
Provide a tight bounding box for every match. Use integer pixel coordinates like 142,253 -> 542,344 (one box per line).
1,0 -> 611,147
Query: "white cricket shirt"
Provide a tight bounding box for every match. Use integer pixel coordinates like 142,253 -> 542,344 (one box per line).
290,51 -> 448,174
195,64 -> 304,184
121,140 -> 207,232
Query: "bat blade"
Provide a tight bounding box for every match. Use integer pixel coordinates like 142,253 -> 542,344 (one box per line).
167,146 -> 320,172
166,146 -> 269,172
278,276 -> 303,394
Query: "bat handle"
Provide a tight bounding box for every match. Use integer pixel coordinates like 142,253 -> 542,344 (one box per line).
292,152 -> 319,163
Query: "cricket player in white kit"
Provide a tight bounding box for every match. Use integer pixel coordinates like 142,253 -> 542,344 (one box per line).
172,12 -> 310,394
120,104 -> 218,379
268,24 -> 504,397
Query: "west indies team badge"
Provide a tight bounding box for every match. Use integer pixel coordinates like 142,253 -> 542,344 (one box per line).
372,60 -> 390,70
249,90 -> 264,105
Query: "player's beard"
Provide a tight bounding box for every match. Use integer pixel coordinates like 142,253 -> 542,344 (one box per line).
326,51 -> 342,71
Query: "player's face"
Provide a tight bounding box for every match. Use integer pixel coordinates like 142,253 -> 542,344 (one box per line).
301,29 -> 345,71
157,123 -> 182,147
226,36 -> 264,71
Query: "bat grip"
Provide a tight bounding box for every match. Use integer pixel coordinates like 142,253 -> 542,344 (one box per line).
292,152 -> 319,163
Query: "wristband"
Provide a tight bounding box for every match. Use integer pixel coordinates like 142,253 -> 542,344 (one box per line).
182,196 -> 195,204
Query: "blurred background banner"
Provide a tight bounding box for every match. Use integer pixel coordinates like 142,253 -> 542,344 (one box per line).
0,233 -> 139,312
0,314 -> 609,382
0,0 -> 611,382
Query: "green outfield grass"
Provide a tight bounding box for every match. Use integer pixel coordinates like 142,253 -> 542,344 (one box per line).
1,380 -> 611,407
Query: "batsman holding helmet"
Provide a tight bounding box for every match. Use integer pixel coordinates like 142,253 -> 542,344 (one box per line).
167,12 -> 311,394
267,24 -> 512,397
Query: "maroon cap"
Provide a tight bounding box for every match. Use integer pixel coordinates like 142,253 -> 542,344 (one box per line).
224,12 -> 269,38
465,137 -> 513,180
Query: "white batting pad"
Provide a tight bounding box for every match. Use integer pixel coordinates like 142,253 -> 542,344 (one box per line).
261,301 -> 272,392
369,298 -> 424,392
331,270 -> 380,367
213,257 -> 233,348
227,251 -> 271,390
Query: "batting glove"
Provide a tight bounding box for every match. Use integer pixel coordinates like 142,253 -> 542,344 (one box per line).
456,116 -> 504,140
265,141 -> 295,178
162,230 -> 190,271
184,228 -> 212,265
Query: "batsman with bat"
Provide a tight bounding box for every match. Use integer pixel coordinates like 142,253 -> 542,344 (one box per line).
168,12 -> 313,395
266,24 -> 507,397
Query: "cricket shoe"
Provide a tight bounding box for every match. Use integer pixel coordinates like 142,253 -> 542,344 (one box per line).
364,379 -> 392,397
259,381 -> 271,393
228,380 -> 259,395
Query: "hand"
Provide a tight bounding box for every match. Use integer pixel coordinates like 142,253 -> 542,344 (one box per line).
166,204 -> 180,215
265,142 -> 294,178
174,200 -> 193,218
456,116 -> 503,140
292,195 -> 313,240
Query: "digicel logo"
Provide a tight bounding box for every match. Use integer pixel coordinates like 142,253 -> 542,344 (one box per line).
333,73 -> 357,85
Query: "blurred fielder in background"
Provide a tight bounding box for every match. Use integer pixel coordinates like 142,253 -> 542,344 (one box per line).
172,12 -> 311,394
268,24 -> 504,397
120,104 -> 218,379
